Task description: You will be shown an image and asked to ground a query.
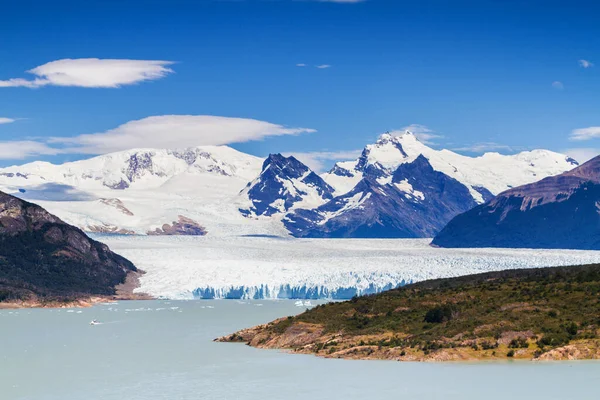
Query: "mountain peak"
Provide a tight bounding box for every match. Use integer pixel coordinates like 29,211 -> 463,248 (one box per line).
376,132 -> 394,144
375,130 -> 418,146
262,153 -> 305,171
241,154 -> 334,217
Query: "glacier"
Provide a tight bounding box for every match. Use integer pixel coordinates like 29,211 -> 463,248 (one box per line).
94,234 -> 600,300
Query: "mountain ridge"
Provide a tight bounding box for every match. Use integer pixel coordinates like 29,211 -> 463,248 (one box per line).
432,155 -> 600,249
0,134 -> 580,238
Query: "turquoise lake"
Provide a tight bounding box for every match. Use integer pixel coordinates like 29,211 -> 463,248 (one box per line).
1,300 -> 598,400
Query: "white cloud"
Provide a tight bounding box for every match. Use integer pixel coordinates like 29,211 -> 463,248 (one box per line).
296,63 -> 307,67
47,115 -> 315,154
0,117 -> 15,125
552,81 -> 564,90
316,64 -> 331,69
452,142 -> 513,153
579,59 -> 594,68
398,124 -> 443,144
563,148 -> 600,163
569,126 -> 600,141
0,59 -> 174,88
0,141 -> 61,160
284,150 -> 362,172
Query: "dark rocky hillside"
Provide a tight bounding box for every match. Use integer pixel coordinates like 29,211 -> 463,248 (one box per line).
433,155 -> 600,249
0,191 -> 136,303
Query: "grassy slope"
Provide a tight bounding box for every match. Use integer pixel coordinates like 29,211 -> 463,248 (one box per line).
221,264 -> 600,361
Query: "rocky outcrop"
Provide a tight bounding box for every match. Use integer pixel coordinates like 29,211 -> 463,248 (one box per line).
99,198 -> 134,216
86,224 -> 136,235
0,190 -> 137,302
147,215 -> 207,236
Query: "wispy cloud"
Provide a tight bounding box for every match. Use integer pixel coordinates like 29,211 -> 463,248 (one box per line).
0,59 -> 174,89
579,59 -> 594,68
316,64 -> 332,69
0,141 -> 62,160
452,142 -> 514,153
569,126 -> 600,141
43,115 -> 315,155
284,150 -> 362,173
0,117 -> 15,125
296,63 -> 307,67
0,116 -> 315,160
398,124 -> 443,144
552,81 -> 564,90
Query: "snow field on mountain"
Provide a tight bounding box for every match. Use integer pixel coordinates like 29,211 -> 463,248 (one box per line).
322,133 -> 577,202
96,235 -> 600,299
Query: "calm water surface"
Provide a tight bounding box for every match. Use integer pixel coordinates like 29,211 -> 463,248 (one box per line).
1,300 -> 599,400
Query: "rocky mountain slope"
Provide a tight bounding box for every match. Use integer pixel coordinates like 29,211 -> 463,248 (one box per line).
0,135 -> 579,238
218,263 -> 600,362
432,155 -> 600,249
284,132 -> 577,238
0,191 -> 136,303
240,154 -> 335,217
285,155 -> 480,238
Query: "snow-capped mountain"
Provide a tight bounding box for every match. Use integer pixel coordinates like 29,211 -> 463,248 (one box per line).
0,146 -> 262,192
285,132 -> 578,238
0,146 -> 281,236
323,132 -> 578,202
0,132 -> 579,239
285,155 -> 480,238
433,155 -> 600,249
240,154 -> 335,217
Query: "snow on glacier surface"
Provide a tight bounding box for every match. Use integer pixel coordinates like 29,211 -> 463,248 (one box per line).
95,235 -> 600,300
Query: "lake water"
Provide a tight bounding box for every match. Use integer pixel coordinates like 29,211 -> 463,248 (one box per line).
1,300 -> 599,400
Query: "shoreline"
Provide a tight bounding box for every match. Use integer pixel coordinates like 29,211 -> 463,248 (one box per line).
0,270 -> 153,309
216,319 -> 600,362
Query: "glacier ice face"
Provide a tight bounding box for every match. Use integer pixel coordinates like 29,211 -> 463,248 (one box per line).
95,235 -> 600,300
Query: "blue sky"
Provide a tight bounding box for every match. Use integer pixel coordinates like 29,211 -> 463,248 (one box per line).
1,0 -> 599,170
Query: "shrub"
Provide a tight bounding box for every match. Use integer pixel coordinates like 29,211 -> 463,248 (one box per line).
481,341 -> 498,350
537,333 -> 570,348
424,305 -> 456,323
507,350 -> 515,357
564,321 -> 578,337
509,338 -> 529,349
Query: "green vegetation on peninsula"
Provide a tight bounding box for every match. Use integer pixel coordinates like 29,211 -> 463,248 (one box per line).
218,264 -> 600,361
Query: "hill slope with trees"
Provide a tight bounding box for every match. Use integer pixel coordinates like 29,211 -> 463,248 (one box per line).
218,264 -> 600,361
